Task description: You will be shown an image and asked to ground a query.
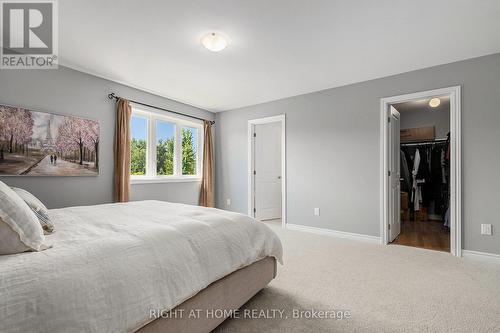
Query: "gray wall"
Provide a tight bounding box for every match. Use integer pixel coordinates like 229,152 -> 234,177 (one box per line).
0,66 -> 214,208
400,108 -> 450,139
215,53 -> 500,255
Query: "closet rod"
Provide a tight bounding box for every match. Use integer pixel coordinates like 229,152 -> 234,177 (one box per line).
400,138 -> 448,147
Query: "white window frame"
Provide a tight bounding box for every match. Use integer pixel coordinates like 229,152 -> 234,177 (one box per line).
131,106 -> 204,184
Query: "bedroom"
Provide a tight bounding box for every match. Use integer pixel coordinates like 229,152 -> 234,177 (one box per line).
1,1 -> 500,332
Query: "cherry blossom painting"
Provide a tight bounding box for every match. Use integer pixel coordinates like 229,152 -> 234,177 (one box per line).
0,104 -> 99,176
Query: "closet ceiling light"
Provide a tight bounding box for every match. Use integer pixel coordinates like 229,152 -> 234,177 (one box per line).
429,98 -> 441,108
201,32 -> 229,52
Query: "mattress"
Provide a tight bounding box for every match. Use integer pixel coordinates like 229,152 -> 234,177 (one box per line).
0,200 -> 283,333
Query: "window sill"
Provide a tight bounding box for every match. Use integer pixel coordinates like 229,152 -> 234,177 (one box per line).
131,177 -> 202,185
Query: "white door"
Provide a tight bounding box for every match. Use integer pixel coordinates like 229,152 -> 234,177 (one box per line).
253,122 -> 282,220
389,106 -> 401,242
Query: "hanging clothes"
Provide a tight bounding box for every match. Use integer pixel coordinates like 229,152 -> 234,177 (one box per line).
412,149 -> 421,211
431,146 -> 444,215
442,132 -> 451,225
401,140 -> 450,220
400,150 -> 411,193
431,147 -> 443,186
445,132 -> 451,161
417,148 -> 432,207
443,206 -> 450,228
441,149 -> 447,184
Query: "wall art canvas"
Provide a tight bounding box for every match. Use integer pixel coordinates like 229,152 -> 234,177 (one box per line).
0,104 -> 99,176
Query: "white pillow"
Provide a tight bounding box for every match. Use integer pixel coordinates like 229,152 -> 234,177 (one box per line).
11,187 -> 55,234
0,181 -> 45,254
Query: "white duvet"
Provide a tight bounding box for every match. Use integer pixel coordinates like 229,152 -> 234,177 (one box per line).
0,201 -> 283,333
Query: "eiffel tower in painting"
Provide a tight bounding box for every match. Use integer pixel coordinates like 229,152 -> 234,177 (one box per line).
42,118 -> 56,152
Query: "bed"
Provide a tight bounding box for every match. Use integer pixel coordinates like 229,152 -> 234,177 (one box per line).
0,200 -> 283,333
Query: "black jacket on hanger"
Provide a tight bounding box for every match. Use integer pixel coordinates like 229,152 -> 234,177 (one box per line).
417,147 -> 432,206
400,150 -> 411,193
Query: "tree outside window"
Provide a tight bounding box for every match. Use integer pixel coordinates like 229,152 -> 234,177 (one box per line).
130,112 -> 201,179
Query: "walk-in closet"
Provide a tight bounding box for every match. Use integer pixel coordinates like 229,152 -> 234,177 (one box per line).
391,96 -> 451,252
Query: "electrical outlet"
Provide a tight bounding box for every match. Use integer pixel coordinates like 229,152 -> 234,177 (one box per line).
314,208 -> 320,216
226,198 -> 231,207
481,224 -> 492,236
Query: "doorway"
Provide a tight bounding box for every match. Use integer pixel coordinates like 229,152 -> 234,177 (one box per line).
248,115 -> 286,227
380,87 -> 461,256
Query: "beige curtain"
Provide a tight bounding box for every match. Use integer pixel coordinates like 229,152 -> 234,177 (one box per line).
199,120 -> 214,207
114,98 -> 132,202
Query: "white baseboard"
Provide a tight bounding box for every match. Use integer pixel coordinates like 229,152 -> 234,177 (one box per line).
285,223 -> 380,244
462,250 -> 500,264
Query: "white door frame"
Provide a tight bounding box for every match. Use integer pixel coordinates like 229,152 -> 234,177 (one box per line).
248,115 -> 286,228
380,86 -> 462,256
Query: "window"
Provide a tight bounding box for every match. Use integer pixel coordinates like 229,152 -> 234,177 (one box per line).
130,108 -> 203,183
181,126 -> 198,175
156,120 -> 175,176
131,115 -> 148,176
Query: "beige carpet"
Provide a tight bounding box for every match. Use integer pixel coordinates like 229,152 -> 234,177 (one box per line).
215,221 -> 500,332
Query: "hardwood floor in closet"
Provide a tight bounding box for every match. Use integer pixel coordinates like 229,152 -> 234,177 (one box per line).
393,220 -> 450,252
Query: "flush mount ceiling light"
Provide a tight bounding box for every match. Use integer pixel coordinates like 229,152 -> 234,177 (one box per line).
429,97 -> 441,108
201,32 -> 229,52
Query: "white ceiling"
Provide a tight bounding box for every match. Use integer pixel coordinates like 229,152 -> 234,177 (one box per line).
59,1 -> 500,112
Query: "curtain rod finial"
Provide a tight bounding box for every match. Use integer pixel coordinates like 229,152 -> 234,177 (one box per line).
108,93 -> 117,100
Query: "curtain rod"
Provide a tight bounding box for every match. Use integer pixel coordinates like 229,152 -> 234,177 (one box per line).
107,93 -> 215,125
